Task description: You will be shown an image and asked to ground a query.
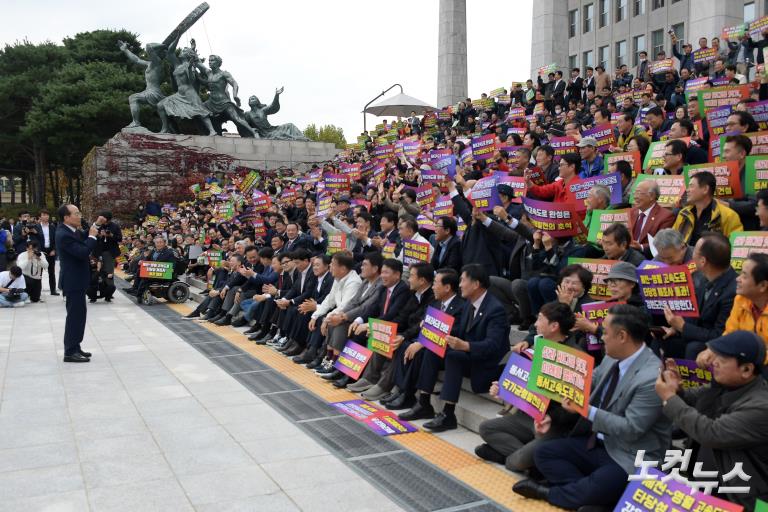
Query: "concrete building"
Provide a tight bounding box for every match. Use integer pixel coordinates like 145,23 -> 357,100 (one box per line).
437,0 -> 468,108
530,0 -> 765,79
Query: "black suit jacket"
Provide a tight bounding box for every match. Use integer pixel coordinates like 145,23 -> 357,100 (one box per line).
284,234 -> 313,253
285,267 -> 317,305
431,236 -> 462,273
681,268 -> 738,343
454,292 -> 510,367
37,222 -> 57,252
55,225 -> 96,292
361,280 -> 412,323
311,272 -> 334,303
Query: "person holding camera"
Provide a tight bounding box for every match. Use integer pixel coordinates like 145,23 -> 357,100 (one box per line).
92,210 -> 123,293
16,240 -> 48,303
0,265 -> 29,307
11,211 -> 40,254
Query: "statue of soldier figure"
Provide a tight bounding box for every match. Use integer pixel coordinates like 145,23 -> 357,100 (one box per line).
117,40 -> 167,130
244,87 -> 309,141
195,55 -> 257,137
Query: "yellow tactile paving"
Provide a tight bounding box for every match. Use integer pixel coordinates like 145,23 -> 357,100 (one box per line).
162,301 -> 564,511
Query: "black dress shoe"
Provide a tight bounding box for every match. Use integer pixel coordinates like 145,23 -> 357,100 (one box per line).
244,324 -> 263,335
384,393 -> 416,410
423,411 -> 458,432
231,316 -> 248,327
89,298 -> 97,303
398,403 -> 435,421
379,391 -> 399,403
213,315 -> 231,326
51,291 -> 60,296
332,375 -> 352,388
321,369 -> 343,380
79,351 -> 92,358
305,357 -> 324,370
184,311 -> 200,319
63,353 -> 90,363
277,340 -> 297,353
512,479 -> 550,501
474,443 -> 506,464
284,343 -> 304,357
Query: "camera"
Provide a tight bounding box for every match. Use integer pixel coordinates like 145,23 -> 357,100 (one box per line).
34,250 -> 42,257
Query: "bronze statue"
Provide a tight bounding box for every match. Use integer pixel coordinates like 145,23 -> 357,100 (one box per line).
244,88 -> 309,141
196,55 -> 257,137
117,41 -> 167,130
156,36 -> 216,136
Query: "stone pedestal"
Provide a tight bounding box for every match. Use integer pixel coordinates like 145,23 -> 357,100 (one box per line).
81,131 -> 339,219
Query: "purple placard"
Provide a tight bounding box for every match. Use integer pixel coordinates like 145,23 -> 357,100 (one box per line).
637,265 -> 700,317
568,172 -> 623,212
522,197 -> 582,237
433,154 -> 457,178
672,359 -> 713,389
469,175 -> 501,211
422,169 -> 448,184
331,400 -> 382,421
580,301 -> 625,350
430,148 -> 452,162
747,99 -> 768,130
471,134 -> 496,160
581,123 -> 616,153
433,195 -> 454,217
417,306 -> 455,357
363,414 -> 419,436
497,353 -> 550,421
460,147 -> 474,167
403,141 -> 421,158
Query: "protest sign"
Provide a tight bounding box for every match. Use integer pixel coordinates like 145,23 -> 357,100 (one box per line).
403,140 -> 421,159
747,100 -> 768,131
722,22 -> 747,41
316,191 -> 333,219
373,144 -> 394,161
697,85 -> 751,118
637,264 -> 700,317
567,257 -> 619,300
433,195 -> 454,217
733,130 -> 768,156
498,175 -> 527,203
497,353 -> 550,421
617,469 -> 744,512
331,399 -> 383,421
750,15 -> 768,38
527,338 -> 594,416
649,58 -> 674,74
368,318 -> 398,359
507,107 -> 526,121
605,151 -> 641,177
239,171 -> 259,195
538,63 -> 558,76
706,104 -> 733,141
730,231 -> 768,270
581,123 -> 616,153
251,190 -> 272,213
630,175 -> 686,208
522,197 -> 584,237
433,154 -> 457,178
471,134 -> 496,160
469,176 -> 501,211
351,199 -> 371,212
334,341 -> 373,380
382,242 -> 396,259
587,209 -> 630,244
568,173 -> 623,212
692,47 -> 718,64
364,414 -> 419,436
416,215 -> 435,231
421,169 -> 448,186
580,301 -> 625,350
684,76 -> 710,94
550,136 -> 578,157
683,161 -> 742,199
138,261 -> 174,280
326,233 -> 347,255
416,185 -> 436,208
417,306 -> 456,358
402,239 -> 431,265
323,173 -> 350,193
672,359 -> 713,389
340,162 -> 362,181
642,140 -> 668,170
460,147 -> 474,167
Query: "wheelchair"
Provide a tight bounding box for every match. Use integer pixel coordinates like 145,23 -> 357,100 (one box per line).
139,259 -> 191,305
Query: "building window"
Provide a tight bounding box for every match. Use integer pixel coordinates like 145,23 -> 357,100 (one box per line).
599,46 -> 609,70
569,9 -> 578,38
584,4 -> 594,33
651,29 -> 664,58
569,55 -> 578,71
633,0 -> 645,15
745,2 -> 756,22
599,0 -> 609,28
633,34 -> 646,66
615,40 -> 627,68
583,50 -> 594,74
652,0 -> 664,9
616,0 -> 626,21
671,23 -> 684,54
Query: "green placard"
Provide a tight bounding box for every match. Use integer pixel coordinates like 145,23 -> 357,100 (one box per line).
367,318 -> 398,359
138,261 -> 174,280
745,155 -> 768,195
729,231 -> 768,270
587,209 -> 631,244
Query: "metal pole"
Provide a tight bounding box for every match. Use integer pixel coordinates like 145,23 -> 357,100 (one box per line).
362,83 -> 404,134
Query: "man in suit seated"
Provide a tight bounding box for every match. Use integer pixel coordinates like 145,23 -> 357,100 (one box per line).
398,264 -> 510,432
513,304 -> 671,510
128,236 -> 177,300
629,179 -> 675,255
283,222 -> 312,253
381,267 -> 466,410
431,217 -> 462,274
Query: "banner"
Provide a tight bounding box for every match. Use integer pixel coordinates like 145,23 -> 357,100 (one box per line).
522,197 -> 584,237
471,134 -> 496,161
498,176 -> 527,203
692,47 -> 718,64
323,173 -> 350,193
637,264 -> 700,317
433,195 -> 454,217
252,219 -> 266,238
750,15 -> 768,39
605,151 -> 641,177
722,22 -> 747,41
683,161 -> 742,199
334,340 -> 373,380
580,301 -> 625,350
316,191 -> 333,219
432,155 -> 457,178
568,172 -> 623,212
239,171 -> 259,195
747,100 -> 768,131
648,58 -> 674,74
684,76 -> 710,94
202,250 -> 223,268
417,306 -> 456,358
672,359 -> 713,389
326,233 -> 346,255
251,190 -> 272,213
416,185 -> 436,208
567,257 -> 619,300
581,123 -> 616,153
402,239 -> 431,265
367,318 -> 398,358
550,136 -> 578,157
416,214 -> 435,231
469,176 -> 501,211
460,147 -> 474,167
138,261 -> 174,280
538,63 -> 558,76
730,231 -> 768,270
735,130 -> 768,156
527,338 -> 594,416
697,85 -> 751,118
587,209 -> 630,244
497,353 -> 550,421
642,140 -> 668,170
630,175 -> 686,208
616,469 -> 744,512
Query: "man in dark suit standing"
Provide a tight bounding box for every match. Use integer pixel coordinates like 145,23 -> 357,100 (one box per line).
566,68 -> 583,107
399,264 -> 510,431
37,210 -> 59,296
55,204 -> 98,363
551,71 -> 566,111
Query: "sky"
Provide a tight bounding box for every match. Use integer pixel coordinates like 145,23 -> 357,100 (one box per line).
1,0 -> 533,142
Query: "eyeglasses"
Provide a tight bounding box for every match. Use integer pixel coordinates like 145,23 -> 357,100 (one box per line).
663,152 -> 677,157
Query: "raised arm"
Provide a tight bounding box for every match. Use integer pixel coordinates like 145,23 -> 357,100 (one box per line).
117,40 -> 149,67
264,87 -> 283,115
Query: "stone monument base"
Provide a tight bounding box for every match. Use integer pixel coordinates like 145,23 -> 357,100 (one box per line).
81,131 -> 339,219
